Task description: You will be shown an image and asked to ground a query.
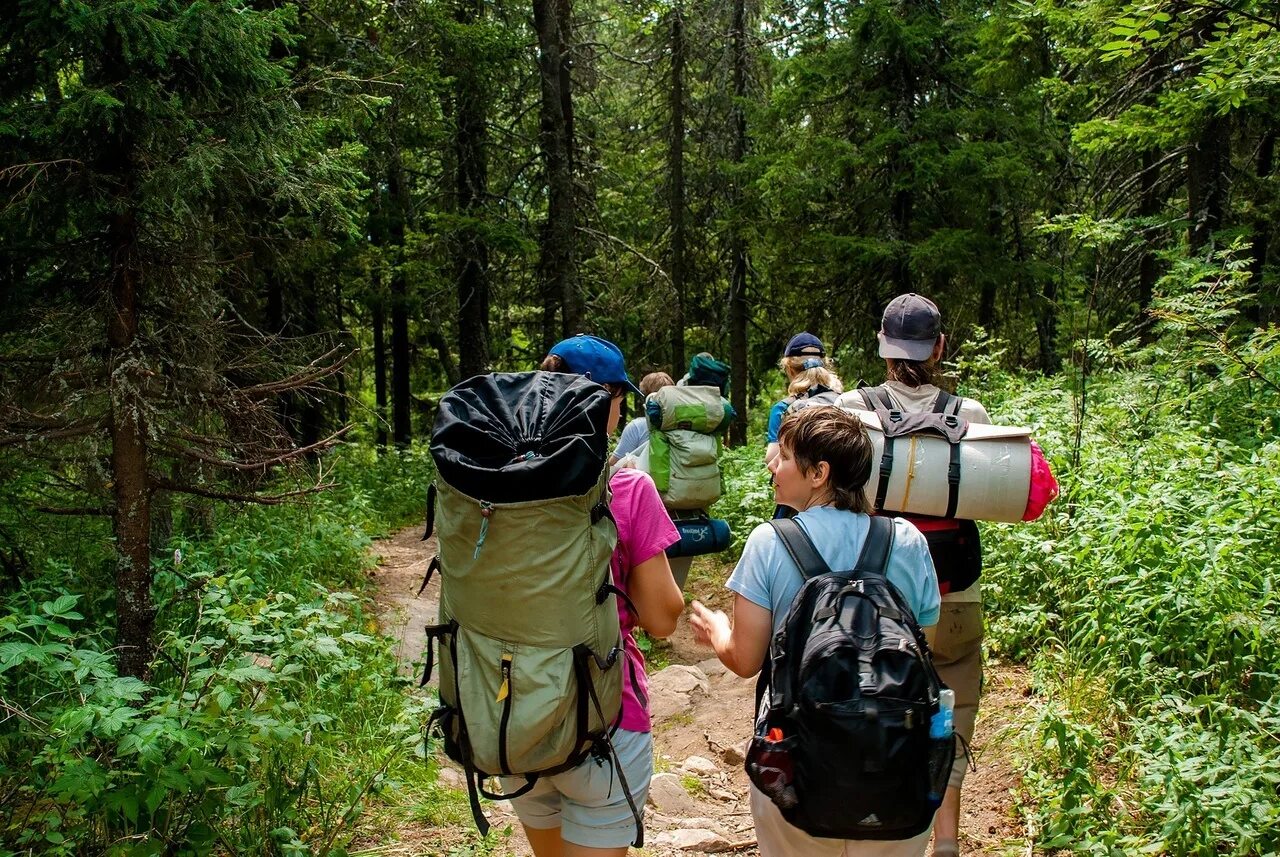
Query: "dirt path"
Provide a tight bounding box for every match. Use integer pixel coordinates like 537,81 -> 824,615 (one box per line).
368,526 -> 1031,856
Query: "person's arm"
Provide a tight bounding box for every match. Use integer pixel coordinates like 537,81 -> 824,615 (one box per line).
688,595 -> 772,678
629,551 -> 684,638
764,401 -> 786,465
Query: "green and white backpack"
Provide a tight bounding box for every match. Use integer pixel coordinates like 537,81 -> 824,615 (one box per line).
643,385 -> 735,510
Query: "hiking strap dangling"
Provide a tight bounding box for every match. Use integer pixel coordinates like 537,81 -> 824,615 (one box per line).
574,644 -> 644,848
591,501 -> 615,526
860,387 -> 900,512
417,554 -> 441,597
422,484 -> 437,541
596,580 -> 639,616
420,621 -> 454,687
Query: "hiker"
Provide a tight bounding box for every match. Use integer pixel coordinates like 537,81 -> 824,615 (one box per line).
611,371 -> 675,465
765,333 -> 844,467
689,406 -> 942,857
505,335 -> 686,857
856,293 -> 992,857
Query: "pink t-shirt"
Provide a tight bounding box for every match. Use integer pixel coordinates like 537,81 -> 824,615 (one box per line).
608,468 -> 680,733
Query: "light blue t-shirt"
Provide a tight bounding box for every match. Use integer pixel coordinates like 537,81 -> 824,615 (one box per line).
614,416 -> 649,458
726,506 -> 941,635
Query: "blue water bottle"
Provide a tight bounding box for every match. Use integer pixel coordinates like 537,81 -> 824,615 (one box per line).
927,689 -> 955,808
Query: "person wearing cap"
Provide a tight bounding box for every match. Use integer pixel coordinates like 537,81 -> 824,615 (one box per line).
765,333 -> 844,467
859,294 -> 991,857
509,335 -> 684,856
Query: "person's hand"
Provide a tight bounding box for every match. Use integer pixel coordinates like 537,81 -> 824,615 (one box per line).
619,455 -> 638,469
688,600 -> 730,650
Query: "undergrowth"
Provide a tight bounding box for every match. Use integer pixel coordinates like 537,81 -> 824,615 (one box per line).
0,444 -> 440,856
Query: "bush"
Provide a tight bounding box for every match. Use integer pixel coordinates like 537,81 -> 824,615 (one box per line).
0,444 -> 437,855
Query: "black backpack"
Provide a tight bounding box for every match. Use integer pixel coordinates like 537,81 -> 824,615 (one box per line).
745,516 -> 953,840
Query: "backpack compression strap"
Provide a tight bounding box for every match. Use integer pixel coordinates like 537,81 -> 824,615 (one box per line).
931,391 -> 965,518
859,387 -> 899,512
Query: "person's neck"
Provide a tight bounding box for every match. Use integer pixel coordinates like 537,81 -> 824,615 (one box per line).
798,492 -> 835,512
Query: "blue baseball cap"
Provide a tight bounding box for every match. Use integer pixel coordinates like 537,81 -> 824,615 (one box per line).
784,332 -> 825,357
549,334 -> 643,396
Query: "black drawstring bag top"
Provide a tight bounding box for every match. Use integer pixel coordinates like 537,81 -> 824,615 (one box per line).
430,371 -> 613,504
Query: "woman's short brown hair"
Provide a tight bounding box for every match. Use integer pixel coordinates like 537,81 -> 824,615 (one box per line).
776,407 -> 873,513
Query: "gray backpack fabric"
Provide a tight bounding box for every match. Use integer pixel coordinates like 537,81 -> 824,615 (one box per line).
785,386 -> 840,415
420,372 -> 642,843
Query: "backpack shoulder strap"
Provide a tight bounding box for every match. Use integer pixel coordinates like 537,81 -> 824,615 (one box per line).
768,518 -> 833,580
856,384 -> 897,411
932,389 -> 964,416
853,515 -> 894,577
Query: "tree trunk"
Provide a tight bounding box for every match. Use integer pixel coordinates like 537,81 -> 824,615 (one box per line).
1248,131 -> 1275,324
455,0 -> 492,379
387,159 -> 413,447
373,297 -> 388,450
726,0 -> 750,447
107,206 -> 154,681
336,280 -> 349,427
99,23 -> 154,681
534,0 -> 577,349
1137,148 -> 1163,341
668,4 -> 688,375
978,195 -> 1000,330
1187,115 -> 1230,254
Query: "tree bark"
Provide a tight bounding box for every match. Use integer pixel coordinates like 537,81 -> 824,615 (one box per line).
1137,148 -> 1163,341
454,0 -> 492,379
372,297 -> 388,450
387,159 -> 413,447
99,21 -> 154,681
1248,131 -> 1274,324
1187,115 -> 1230,254
108,205 -> 154,681
727,0 -> 750,447
668,4 -> 688,375
534,0 -> 578,349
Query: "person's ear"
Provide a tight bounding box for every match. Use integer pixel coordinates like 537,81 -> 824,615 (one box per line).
931,334 -> 946,363
809,460 -> 831,489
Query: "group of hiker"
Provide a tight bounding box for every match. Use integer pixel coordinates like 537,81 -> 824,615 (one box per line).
420,294 -> 1057,857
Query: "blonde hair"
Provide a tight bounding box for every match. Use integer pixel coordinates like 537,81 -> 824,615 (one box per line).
786,360 -> 844,397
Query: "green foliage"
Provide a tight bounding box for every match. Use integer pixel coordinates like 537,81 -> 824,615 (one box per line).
0,444 -> 437,854
976,259 -> 1280,852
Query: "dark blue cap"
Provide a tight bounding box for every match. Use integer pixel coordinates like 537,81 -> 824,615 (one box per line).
784,332 -> 825,357
549,334 -> 643,396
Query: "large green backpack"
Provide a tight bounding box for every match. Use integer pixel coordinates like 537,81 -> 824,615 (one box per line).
645,385 -> 734,510
420,372 -> 641,843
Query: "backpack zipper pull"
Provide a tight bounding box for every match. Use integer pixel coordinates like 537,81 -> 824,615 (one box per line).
474,502 -> 493,559
496,653 -> 513,701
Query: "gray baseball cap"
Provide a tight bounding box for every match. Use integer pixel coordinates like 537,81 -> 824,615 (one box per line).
878,293 -> 942,361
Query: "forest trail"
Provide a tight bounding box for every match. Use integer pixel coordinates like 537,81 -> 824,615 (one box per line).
369,524 -> 1031,856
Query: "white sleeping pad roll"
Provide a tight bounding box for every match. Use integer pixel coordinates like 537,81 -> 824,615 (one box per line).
842,407 -> 1033,523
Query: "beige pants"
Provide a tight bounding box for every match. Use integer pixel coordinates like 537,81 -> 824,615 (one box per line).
750,786 -> 931,857
931,600 -> 983,790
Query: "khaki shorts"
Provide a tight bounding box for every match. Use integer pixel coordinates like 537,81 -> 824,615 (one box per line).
504,728 -> 651,848
749,785 -> 931,857
931,600 -> 983,790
